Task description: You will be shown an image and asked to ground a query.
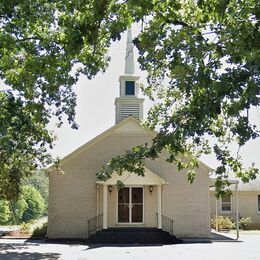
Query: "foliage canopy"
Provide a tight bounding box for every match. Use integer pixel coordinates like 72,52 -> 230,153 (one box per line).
0,185 -> 46,224
0,0 -> 259,199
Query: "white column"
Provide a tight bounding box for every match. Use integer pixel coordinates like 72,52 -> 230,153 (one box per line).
157,185 -> 162,229
235,184 -> 239,240
96,184 -> 99,229
103,184 -> 108,229
216,198 -> 218,232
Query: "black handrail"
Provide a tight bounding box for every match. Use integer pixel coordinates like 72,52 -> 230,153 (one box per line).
87,214 -> 103,237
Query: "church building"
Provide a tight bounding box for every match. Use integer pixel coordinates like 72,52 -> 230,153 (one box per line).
48,30 -> 212,242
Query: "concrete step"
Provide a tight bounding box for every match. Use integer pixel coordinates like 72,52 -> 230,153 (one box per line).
87,228 -> 182,244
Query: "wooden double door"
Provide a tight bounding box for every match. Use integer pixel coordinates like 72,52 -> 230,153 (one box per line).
118,187 -> 143,223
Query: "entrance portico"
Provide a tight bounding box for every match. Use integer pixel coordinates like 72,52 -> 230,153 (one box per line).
97,167 -> 167,229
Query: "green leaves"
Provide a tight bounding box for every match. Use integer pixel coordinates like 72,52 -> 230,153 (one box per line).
97,145 -> 147,182
0,91 -> 54,200
0,185 -> 46,224
97,0 -> 259,195
0,200 -> 12,225
0,0 -> 136,199
116,180 -> 125,191
0,0 -> 259,198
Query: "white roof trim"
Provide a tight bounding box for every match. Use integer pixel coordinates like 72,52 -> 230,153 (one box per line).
209,177 -> 239,187
97,167 -> 167,186
52,116 -> 211,174
58,116 -> 154,165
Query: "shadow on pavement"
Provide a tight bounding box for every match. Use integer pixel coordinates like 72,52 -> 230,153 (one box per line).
85,243 -> 167,249
0,242 -> 60,260
0,251 -> 60,260
46,238 -> 172,249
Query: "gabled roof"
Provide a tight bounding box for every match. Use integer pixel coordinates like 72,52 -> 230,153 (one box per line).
60,116 -> 155,165
209,173 -> 260,191
97,167 -> 167,186
58,115 -> 212,174
209,177 -> 239,188
237,176 -> 260,191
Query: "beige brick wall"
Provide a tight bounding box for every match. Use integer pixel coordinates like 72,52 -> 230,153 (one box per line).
160,160 -> 210,238
48,125 -> 210,238
210,190 -> 260,228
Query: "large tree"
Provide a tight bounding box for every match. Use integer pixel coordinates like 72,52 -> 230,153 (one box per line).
0,1 -> 259,199
0,0 -> 132,199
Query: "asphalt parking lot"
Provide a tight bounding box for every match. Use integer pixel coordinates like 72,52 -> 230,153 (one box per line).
0,233 -> 260,260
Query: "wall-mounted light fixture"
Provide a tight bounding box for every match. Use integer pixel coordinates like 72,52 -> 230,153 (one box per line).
109,185 -> 113,193
149,185 -> 153,193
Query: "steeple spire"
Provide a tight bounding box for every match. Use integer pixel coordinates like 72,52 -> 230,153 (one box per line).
114,27 -> 144,124
124,29 -> 135,74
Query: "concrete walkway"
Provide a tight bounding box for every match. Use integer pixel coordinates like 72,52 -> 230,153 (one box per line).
0,216 -> 48,237
1,233 -> 260,260
0,226 -> 19,237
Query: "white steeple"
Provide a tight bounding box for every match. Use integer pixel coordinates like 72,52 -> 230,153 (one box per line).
114,28 -> 144,124
125,29 -> 135,74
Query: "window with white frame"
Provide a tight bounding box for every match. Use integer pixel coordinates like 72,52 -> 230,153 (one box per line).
221,195 -> 232,212
257,194 -> 260,213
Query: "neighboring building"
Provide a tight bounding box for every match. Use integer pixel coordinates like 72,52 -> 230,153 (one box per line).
48,30 -> 212,240
210,176 -> 260,229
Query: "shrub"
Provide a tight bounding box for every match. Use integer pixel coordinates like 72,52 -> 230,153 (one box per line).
32,222 -> 47,238
211,216 -> 235,230
0,200 -> 12,225
20,222 -> 32,234
9,197 -> 28,224
0,185 -> 46,225
21,186 -> 46,222
23,170 -> 49,210
239,217 -> 252,230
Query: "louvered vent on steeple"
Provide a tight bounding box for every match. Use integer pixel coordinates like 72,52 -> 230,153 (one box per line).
121,104 -> 140,120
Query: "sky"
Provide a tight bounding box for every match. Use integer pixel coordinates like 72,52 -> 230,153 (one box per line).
48,29 -> 260,170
